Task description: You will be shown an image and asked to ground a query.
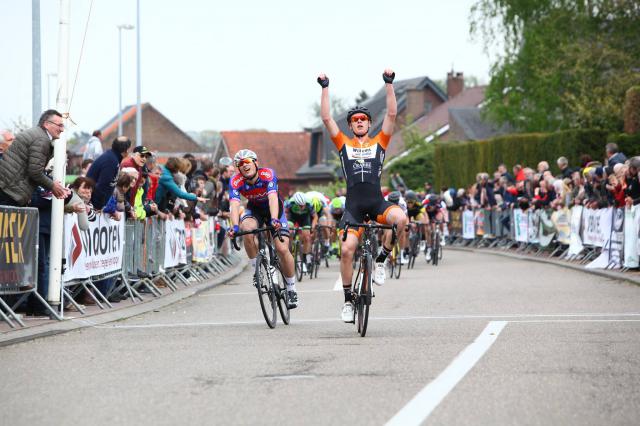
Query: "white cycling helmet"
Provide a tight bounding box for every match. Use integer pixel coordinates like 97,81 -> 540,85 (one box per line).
234,149 -> 257,164
292,192 -> 307,206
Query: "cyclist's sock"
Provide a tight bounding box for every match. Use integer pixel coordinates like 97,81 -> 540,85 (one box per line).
249,257 -> 257,269
304,253 -> 310,263
343,287 -> 352,302
376,246 -> 391,263
285,276 -> 296,291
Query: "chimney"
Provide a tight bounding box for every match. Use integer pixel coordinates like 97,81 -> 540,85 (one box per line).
447,71 -> 464,99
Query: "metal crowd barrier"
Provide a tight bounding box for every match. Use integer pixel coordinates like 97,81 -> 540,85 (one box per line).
448,205 -> 635,271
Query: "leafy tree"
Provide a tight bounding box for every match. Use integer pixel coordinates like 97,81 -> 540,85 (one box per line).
471,0 -> 640,132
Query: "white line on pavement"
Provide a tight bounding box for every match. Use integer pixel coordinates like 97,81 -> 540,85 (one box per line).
385,321 -> 508,426
92,313 -> 640,330
333,274 -> 343,291
199,289 -> 335,297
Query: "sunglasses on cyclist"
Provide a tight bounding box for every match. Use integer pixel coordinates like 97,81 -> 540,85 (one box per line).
350,114 -> 369,123
235,158 -> 254,166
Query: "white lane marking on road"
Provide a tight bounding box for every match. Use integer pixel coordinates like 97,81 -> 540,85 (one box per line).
259,374 -> 316,381
92,313 -> 640,330
385,321 -> 508,426
333,274 -> 343,291
199,289 -> 335,297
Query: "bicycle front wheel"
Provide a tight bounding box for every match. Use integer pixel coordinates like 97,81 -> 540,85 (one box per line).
394,245 -> 402,279
357,255 -> 372,337
294,241 -> 304,282
312,239 -> 321,279
257,260 -> 277,328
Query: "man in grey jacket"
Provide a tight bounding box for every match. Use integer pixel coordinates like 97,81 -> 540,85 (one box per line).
0,109 -> 70,206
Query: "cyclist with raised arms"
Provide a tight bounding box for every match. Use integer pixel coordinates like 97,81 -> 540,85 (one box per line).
285,191 -> 317,270
227,149 -> 299,308
317,69 -> 408,322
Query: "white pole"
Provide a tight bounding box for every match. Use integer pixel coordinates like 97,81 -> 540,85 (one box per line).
32,0 -> 42,126
48,0 -> 70,304
118,25 -> 123,136
135,0 -> 142,147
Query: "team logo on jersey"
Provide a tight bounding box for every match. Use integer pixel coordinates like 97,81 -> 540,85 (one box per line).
345,145 -> 376,160
268,181 -> 274,189
231,174 -> 244,188
259,169 -> 273,180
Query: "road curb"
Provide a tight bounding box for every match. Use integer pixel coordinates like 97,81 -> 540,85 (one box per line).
448,246 -> 640,287
0,258 -> 248,347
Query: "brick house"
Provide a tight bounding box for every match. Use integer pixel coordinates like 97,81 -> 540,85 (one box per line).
221,131 -> 310,197
298,74 -> 449,184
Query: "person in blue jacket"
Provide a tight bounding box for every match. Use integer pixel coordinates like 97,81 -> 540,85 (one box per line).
154,157 -> 207,211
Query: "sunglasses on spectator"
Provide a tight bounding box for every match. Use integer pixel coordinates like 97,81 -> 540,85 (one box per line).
350,114 -> 369,123
236,158 -> 254,166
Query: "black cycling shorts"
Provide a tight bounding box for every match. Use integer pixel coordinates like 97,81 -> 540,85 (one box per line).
339,183 -> 398,228
289,212 -> 312,229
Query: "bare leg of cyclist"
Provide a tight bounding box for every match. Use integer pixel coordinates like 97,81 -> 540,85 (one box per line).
340,231 -> 359,295
301,229 -> 312,266
240,217 -> 259,269
275,235 -> 299,307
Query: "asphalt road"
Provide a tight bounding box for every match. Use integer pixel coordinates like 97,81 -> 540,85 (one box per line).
2,249 -> 640,425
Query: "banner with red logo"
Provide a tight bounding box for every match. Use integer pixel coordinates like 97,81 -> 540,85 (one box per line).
63,213 -> 125,282
164,219 -> 187,268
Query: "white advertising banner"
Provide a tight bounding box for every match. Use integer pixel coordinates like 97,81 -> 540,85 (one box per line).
582,208 -> 612,247
63,213 -> 125,282
608,208 -> 624,268
528,210 -> 540,244
551,208 -> 571,245
514,209 -> 528,243
624,205 -> 640,268
567,206 -> 584,256
462,210 -> 475,240
164,219 -> 187,268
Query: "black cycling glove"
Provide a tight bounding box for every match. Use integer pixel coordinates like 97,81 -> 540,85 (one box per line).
382,72 -> 395,84
317,76 -> 330,88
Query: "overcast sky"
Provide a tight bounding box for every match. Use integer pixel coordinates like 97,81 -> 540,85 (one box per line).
1,0 -> 493,137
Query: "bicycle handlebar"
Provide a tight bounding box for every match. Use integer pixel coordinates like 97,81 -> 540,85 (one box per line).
341,222 -> 397,243
231,226 -> 285,251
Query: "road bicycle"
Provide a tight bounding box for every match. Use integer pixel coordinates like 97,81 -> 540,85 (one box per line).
343,217 -> 397,337
406,221 -> 422,269
429,220 -> 445,266
386,239 -> 402,279
232,227 -> 290,328
289,226 -> 306,282
309,224 -> 332,279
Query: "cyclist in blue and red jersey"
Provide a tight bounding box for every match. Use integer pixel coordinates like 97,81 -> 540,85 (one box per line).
227,149 -> 298,308
317,69 -> 408,322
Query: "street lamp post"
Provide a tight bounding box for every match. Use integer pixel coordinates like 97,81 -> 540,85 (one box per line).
117,24 -> 134,136
47,72 -> 57,108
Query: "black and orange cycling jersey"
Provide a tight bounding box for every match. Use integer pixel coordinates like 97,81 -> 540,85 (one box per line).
331,131 -> 390,188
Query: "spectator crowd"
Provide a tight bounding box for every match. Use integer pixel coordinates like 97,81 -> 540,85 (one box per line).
0,109 -> 235,316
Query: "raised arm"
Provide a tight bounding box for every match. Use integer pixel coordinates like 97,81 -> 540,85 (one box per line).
317,73 -> 340,138
381,69 -> 397,135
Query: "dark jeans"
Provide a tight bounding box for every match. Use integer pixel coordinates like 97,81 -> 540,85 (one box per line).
94,277 -> 117,298
37,233 -> 50,300
0,189 -> 21,207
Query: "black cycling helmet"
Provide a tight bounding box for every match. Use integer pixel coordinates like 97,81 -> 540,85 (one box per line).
405,190 -> 418,201
427,194 -> 440,204
346,106 -> 372,124
387,191 -> 401,204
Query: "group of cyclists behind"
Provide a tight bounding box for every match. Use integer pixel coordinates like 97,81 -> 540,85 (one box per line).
227,69 -> 447,323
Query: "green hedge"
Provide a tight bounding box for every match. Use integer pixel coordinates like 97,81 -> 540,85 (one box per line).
386,142 -> 435,190
433,129 -> 640,189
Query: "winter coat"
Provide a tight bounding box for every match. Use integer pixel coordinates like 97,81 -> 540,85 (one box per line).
87,149 -> 123,210
0,126 -> 54,206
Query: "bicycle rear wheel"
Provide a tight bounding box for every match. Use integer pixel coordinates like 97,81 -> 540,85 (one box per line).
294,241 -> 303,282
257,259 -> 277,328
275,270 -> 290,325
